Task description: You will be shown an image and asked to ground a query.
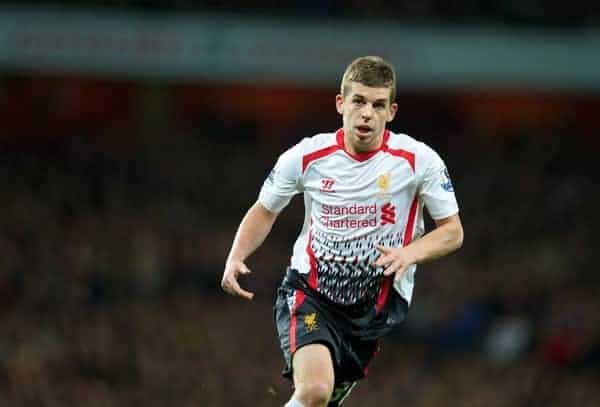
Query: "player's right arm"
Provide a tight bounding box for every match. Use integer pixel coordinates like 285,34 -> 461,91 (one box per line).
221,138 -> 305,300
222,201 -> 278,300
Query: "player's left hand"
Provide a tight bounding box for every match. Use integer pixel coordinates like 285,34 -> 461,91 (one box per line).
374,245 -> 415,282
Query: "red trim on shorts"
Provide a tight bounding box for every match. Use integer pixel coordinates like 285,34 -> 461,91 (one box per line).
376,277 -> 392,313
376,195 -> 419,312
289,290 -> 306,354
363,340 -> 382,376
291,228 -> 317,353
336,128 -> 390,162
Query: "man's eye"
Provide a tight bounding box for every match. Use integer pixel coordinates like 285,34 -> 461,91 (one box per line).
353,99 -> 364,105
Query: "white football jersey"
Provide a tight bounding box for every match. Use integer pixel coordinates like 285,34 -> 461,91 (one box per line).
259,129 -> 458,307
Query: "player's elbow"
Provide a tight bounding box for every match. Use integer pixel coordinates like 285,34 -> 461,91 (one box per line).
436,215 -> 463,252
254,201 -> 279,222
452,221 -> 464,251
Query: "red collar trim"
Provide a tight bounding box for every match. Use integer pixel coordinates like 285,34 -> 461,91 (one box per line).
336,128 -> 390,162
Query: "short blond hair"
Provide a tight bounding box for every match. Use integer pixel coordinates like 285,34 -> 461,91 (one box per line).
341,56 -> 396,102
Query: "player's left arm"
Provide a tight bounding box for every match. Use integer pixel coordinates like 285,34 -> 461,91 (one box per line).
375,144 -> 463,281
375,214 -> 463,281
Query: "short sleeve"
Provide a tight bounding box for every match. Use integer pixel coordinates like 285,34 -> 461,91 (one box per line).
418,145 -> 459,220
258,141 -> 303,213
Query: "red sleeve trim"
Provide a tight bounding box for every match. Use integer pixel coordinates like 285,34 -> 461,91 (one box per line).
382,146 -> 415,172
301,144 -> 341,172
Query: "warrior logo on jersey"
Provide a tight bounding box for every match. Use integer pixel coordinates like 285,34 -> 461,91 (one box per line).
320,178 -> 336,192
303,312 -> 318,332
377,172 -> 392,199
440,167 -> 454,192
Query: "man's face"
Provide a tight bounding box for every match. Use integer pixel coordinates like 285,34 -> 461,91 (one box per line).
336,82 -> 397,154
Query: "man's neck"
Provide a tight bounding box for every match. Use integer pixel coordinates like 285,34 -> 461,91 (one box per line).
343,132 -> 384,156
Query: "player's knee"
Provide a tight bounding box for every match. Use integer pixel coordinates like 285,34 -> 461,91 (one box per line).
295,380 -> 334,406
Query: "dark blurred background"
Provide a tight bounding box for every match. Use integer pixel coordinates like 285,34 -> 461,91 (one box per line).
0,1 -> 599,406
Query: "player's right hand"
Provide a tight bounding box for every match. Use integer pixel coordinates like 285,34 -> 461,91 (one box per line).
221,260 -> 255,300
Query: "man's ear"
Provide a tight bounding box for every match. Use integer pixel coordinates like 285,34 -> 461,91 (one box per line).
335,94 -> 344,115
387,102 -> 398,122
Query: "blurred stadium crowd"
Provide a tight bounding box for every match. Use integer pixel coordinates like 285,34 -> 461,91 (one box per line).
0,75 -> 598,406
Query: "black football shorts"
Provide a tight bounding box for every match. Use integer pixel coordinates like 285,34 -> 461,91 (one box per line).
273,268 -> 409,405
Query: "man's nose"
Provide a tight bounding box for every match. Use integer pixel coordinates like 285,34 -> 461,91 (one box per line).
361,104 -> 374,119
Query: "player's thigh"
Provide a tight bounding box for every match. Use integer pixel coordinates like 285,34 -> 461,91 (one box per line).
292,343 -> 335,390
